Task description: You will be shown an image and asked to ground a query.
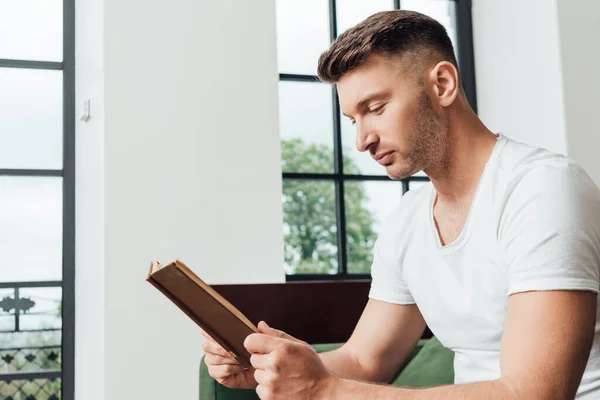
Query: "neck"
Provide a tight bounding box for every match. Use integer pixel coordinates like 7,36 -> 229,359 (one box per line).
424,96 -> 498,205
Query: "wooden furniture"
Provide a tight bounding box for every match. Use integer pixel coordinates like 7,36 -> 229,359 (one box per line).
213,280 -> 432,344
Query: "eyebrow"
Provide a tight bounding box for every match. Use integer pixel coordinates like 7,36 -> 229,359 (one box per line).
342,90 -> 390,118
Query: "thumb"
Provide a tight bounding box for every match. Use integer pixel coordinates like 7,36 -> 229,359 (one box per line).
258,321 -> 305,344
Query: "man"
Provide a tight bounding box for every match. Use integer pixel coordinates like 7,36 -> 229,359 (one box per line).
203,10 -> 600,399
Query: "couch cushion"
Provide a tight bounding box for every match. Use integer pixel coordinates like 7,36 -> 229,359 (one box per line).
391,336 -> 454,387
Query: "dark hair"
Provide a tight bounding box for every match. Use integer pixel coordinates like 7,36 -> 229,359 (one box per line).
317,10 -> 458,84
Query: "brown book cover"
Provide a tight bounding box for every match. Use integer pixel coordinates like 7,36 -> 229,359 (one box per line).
146,259 -> 258,368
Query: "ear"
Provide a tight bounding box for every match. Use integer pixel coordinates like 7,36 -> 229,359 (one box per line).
428,61 -> 459,108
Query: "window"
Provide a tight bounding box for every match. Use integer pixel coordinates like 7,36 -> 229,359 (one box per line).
0,0 -> 75,398
276,0 -> 476,280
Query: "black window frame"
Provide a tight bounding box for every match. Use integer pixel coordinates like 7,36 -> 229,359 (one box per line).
0,0 -> 76,397
281,0 -> 476,282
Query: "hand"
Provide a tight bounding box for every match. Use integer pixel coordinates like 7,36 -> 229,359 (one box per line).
244,321 -> 339,400
201,329 -> 258,389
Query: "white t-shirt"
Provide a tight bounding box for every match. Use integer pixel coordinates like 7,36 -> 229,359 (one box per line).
369,134 -> 600,398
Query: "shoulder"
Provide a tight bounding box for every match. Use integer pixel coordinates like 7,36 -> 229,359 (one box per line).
496,138 -> 600,233
507,154 -> 599,212
492,136 -> 598,204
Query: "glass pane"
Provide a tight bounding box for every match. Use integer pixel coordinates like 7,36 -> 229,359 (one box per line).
283,180 -> 338,274
0,346 -> 61,372
0,378 -> 61,399
18,288 -> 62,331
280,81 -> 335,173
408,179 -> 431,192
0,330 -> 61,351
345,181 -> 403,273
0,0 -> 63,61
341,112 -> 388,176
336,0 -> 395,35
276,0 -> 330,75
0,316 -> 14,332
0,288 -> 15,332
401,0 -> 458,55
0,68 -> 63,169
0,177 -> 63,282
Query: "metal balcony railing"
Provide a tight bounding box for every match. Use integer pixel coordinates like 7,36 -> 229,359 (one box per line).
1,281 -> 63,399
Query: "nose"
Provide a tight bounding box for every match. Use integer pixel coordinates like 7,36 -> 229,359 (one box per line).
355,121 -> 379,153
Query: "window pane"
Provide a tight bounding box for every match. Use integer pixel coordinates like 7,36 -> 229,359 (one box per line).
0,288 -> 15,332
0,379 -> 61,399
341,113 -> 388,176
0,177 -> 63,282
283,180 -> 338,274
336,0 -> 394,35
0,0 -> 63,62
0,344 -> 61,370
0,316 -> 14,332
345,181 -> 403,274
0,68 -> 63,169
276,0 -> 330,75
0,330 -> 61,352
401,0 -> 458,53
280,81 -> 335,173
18,288 -> 62,331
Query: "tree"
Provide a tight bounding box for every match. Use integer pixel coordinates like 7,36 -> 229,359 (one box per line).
281,138 -> 377,274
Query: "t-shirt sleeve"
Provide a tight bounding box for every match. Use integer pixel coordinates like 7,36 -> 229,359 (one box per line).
368,211 -> 416,304
499,163 -> 600,295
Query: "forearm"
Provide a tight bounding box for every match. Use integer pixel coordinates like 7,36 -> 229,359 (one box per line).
327,377 -> 516,400
319,348 -> 384,382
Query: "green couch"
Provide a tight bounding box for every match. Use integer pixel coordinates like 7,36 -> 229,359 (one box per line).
199,337 -> 454,399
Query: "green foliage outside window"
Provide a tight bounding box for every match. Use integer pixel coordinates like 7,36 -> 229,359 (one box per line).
281,138 -> 377,274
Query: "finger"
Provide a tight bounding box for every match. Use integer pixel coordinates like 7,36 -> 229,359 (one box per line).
256,384 -> 269,400
208,363 -> 246,379
205,353 -> 241,366
258,321 -> 307,345
244,333 -> 278,355
203,338 -> 234,359
200,329 -> 212,339
253,368 -> 275,387
249,353 -> 271,370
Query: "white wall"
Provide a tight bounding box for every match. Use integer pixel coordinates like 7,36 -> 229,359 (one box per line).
472,0 -> 568,156
76,0 -> 284,398
473,0 -> 600,184
75,0 -> 105,397
556,0 -> 600,184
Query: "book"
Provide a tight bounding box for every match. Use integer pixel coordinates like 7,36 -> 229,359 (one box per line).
146,259 -> 258,368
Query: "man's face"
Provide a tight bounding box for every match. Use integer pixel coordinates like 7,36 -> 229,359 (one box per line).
337,54 -> 448,180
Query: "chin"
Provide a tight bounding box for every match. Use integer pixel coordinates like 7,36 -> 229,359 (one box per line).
384,161 -> 415,181
385,167 -> 411,181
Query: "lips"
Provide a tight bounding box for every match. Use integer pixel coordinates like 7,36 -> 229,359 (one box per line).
373,151 -> 394,165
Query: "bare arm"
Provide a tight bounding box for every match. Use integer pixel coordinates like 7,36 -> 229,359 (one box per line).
319,298 -> 427,383
326,290 -> 597,399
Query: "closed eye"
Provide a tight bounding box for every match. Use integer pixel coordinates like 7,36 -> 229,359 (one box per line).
369,105 -> 384,113
347,103 -> 385,125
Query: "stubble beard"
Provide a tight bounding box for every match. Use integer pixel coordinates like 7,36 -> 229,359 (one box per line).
387,92 -> 448,180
